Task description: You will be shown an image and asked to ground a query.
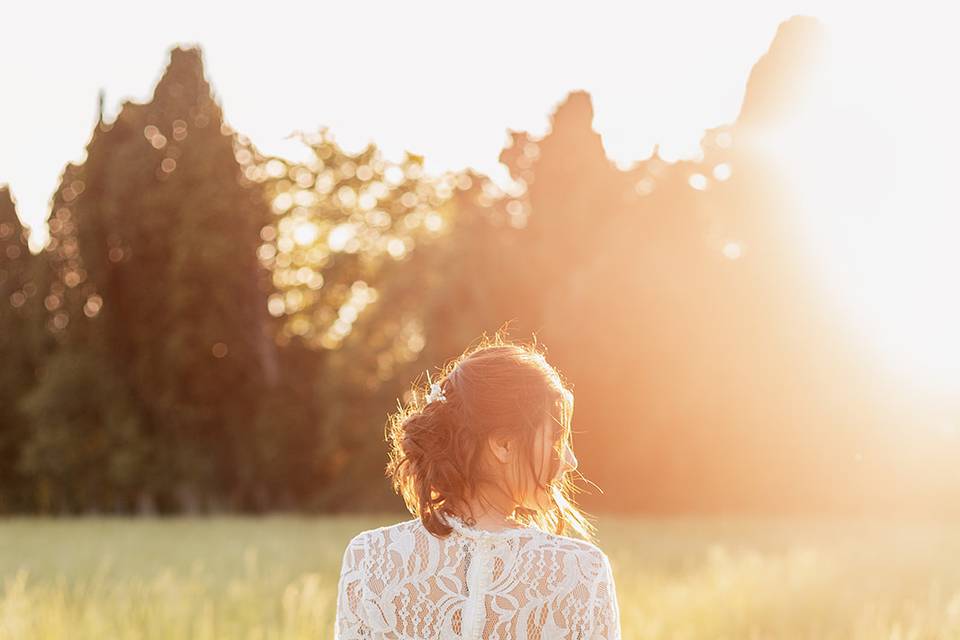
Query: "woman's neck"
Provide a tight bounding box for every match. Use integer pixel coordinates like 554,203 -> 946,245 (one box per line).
460,492 -> 522,531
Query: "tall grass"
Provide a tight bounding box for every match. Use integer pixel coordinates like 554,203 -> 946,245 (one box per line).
2,516 -> 959,639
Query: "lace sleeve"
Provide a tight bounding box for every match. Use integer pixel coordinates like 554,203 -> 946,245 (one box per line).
334,533 -> 370,639
590,552 -> 621,640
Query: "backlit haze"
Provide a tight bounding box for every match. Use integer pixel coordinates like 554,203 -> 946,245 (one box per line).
2,0 -> 959,396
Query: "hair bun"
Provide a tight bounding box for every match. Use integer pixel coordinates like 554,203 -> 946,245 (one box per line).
388,399 -> 472,536
385,337 -> 594,540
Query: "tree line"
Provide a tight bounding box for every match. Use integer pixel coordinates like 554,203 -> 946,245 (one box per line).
2,17 -> 957,516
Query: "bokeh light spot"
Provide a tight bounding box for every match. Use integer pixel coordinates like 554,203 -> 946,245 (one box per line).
723,242 -> 743,260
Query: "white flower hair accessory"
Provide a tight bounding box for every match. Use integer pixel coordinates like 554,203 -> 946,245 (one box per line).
424,372 -> 447,404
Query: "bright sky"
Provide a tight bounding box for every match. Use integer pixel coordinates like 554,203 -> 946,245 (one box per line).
2,0 -> 959,396
3,0 -> 843,238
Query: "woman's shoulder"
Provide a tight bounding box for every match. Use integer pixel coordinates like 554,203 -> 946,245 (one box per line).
343,518 -> 610,562
528,527 -> 610,563
342,518 -> 422,550
516,529 -> 615,597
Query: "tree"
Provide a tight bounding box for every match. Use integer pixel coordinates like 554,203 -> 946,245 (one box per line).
35,46 -> 277,511
250,129 -> 467,508
0,187 -> 45,511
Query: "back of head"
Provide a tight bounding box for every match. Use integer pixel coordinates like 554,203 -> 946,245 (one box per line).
386,335 -> 593,540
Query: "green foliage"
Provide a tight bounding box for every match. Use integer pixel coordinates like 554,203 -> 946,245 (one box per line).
17,348 -> 148,513
23,47 -> 283,512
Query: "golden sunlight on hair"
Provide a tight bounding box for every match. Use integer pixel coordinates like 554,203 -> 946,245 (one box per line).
385,333 -> 596,541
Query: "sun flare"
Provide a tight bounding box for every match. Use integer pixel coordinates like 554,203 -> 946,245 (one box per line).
747,30 -> 960,397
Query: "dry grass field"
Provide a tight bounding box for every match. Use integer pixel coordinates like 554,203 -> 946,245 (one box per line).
1,515 -> 959,639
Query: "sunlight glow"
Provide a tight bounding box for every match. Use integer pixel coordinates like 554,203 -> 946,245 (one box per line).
2,2 -> 956,397
746,25 -> 960,396
722,242 -> 742,260
327,223 -> 356,252
292,221 -> 319,246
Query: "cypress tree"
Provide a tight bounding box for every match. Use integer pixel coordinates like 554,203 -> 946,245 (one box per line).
33,46 -> 276,511
0,187 -> 42,511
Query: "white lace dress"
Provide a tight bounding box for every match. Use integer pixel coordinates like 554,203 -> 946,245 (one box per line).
335,516 -> 620,639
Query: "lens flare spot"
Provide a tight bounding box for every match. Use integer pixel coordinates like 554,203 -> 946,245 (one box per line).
722,242 -> 742,260
713,163 -> 732,181
688,173 -> 709,191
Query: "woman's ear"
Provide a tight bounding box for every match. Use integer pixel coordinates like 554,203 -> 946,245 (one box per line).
487,434 -> 512,464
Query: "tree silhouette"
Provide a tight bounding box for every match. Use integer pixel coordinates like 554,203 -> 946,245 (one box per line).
28,47 -> 278,511
0,187 -> 46,511
1,18 -> 955,516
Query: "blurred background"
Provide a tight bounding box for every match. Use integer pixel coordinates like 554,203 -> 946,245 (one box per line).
2,1 -> 960,637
